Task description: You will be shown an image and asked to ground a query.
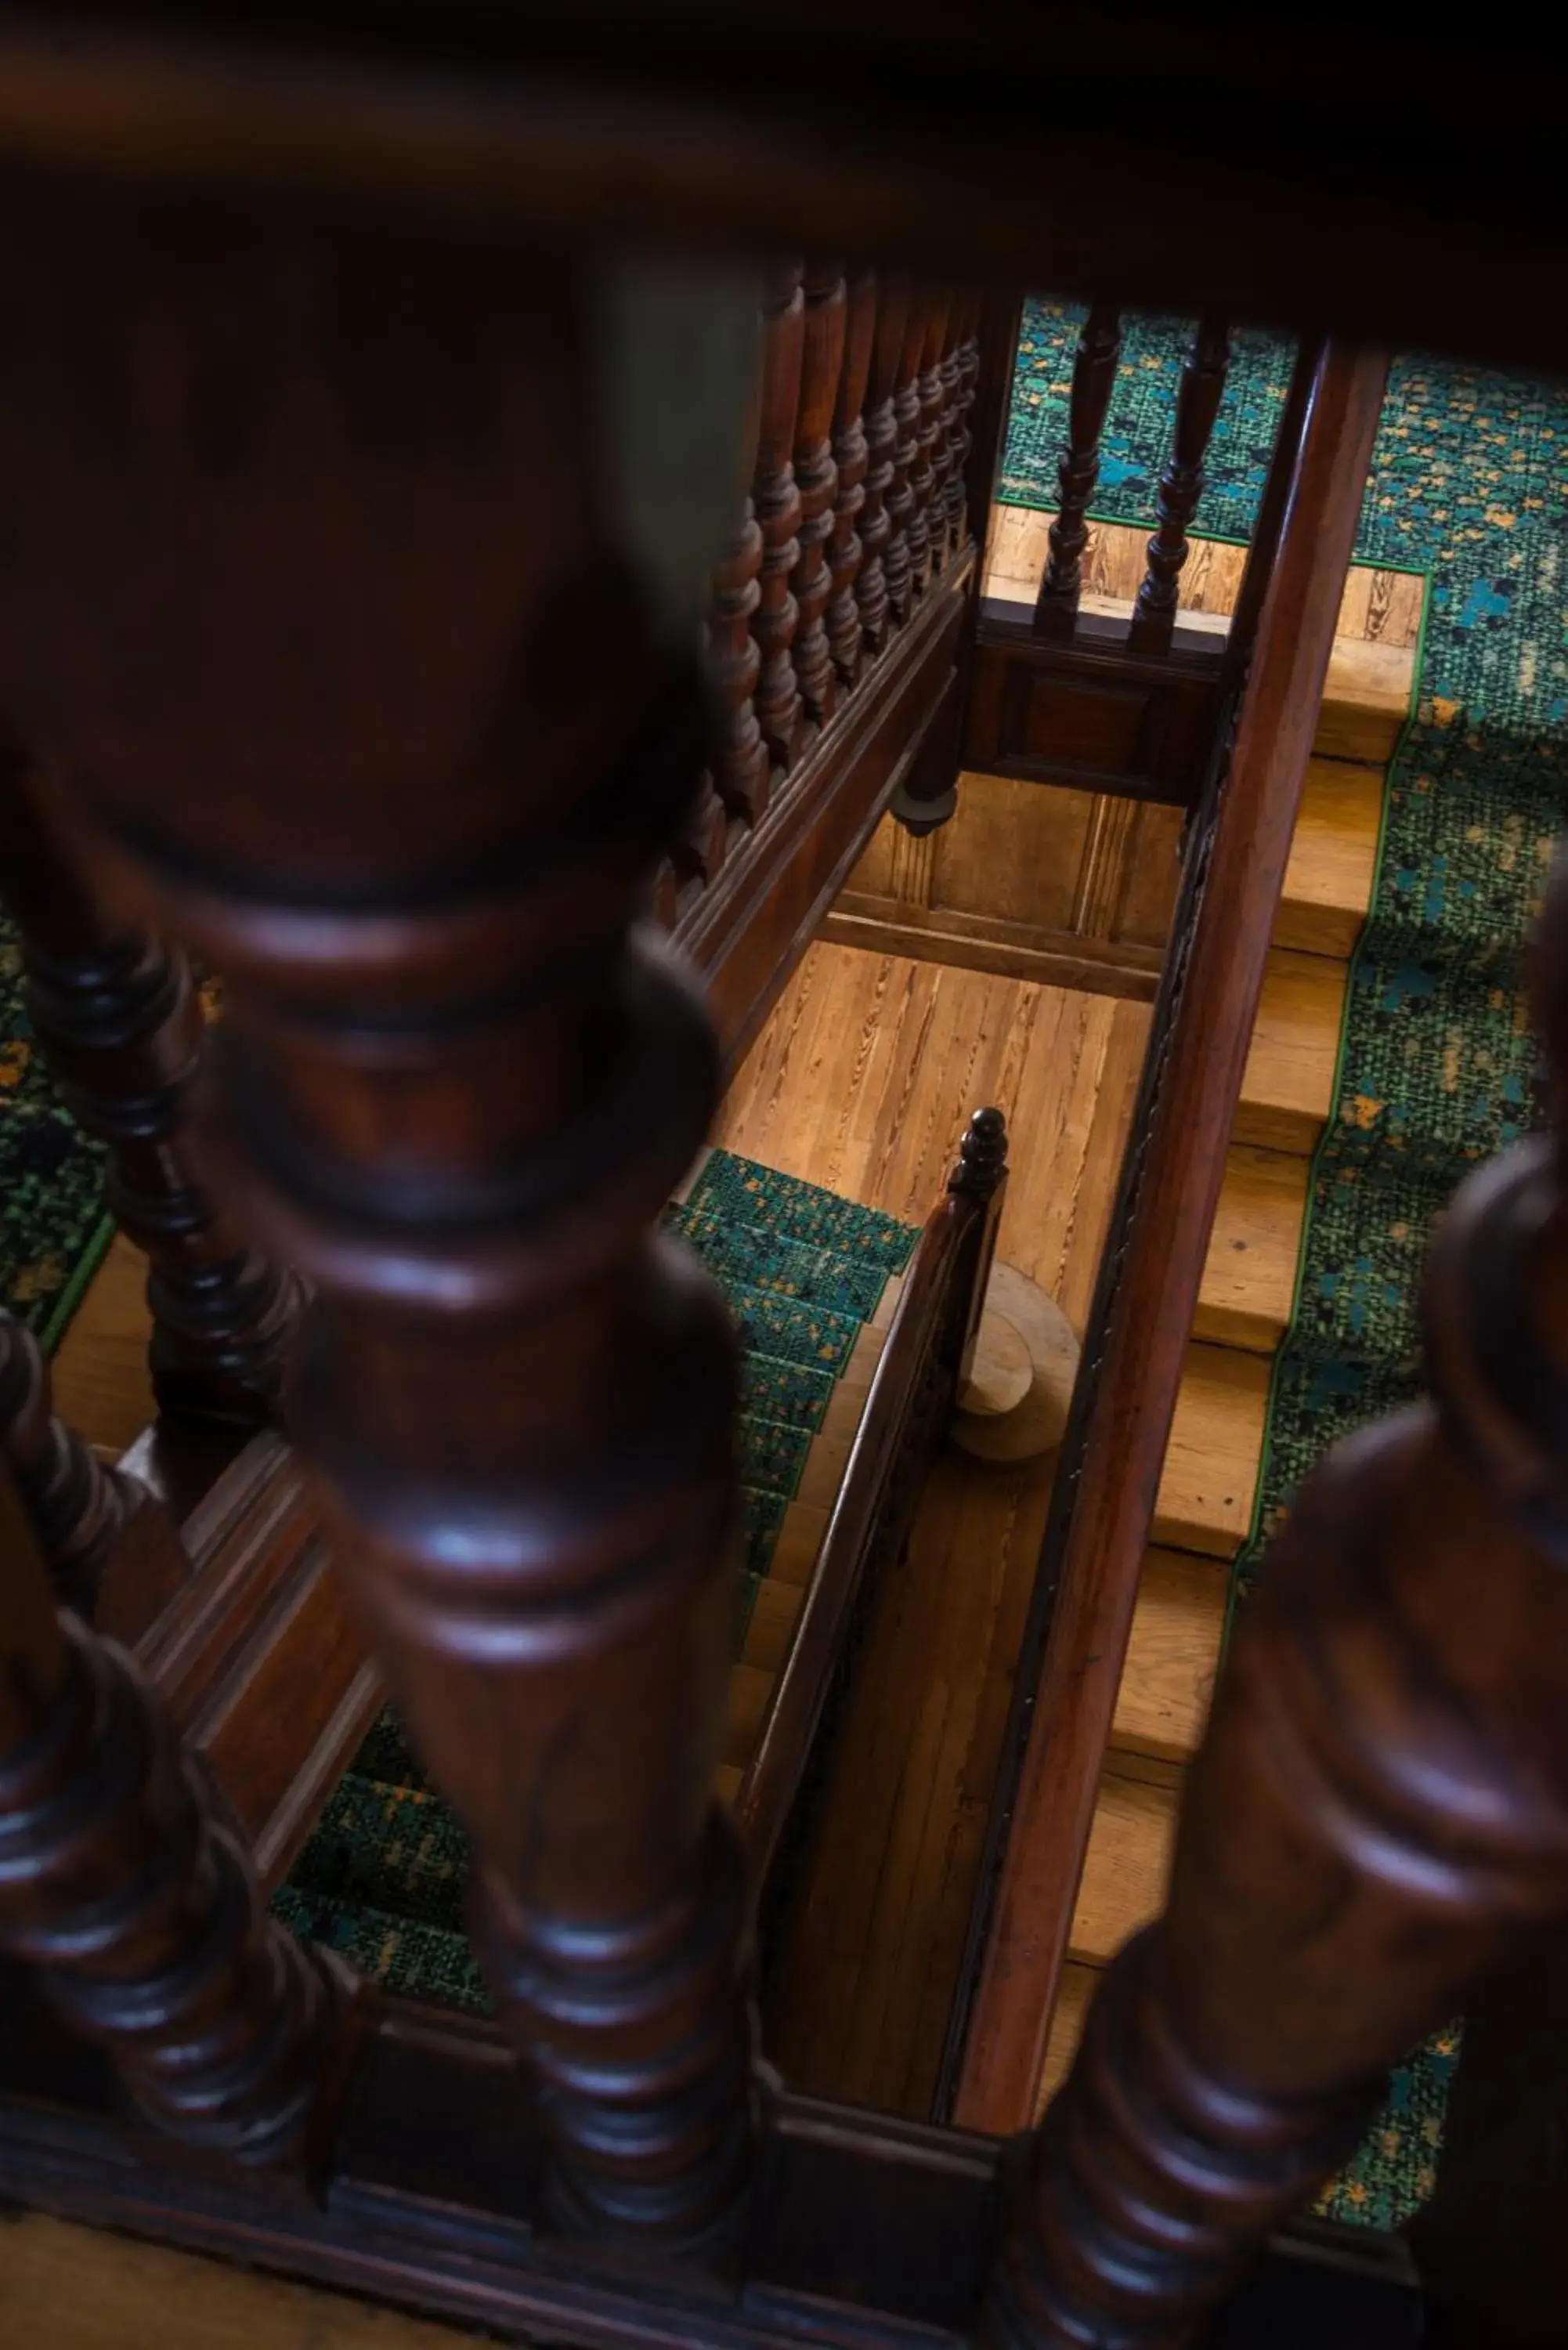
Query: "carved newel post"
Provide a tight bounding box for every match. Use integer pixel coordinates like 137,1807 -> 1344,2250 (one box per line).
0,197 -> 759,2247
986,845 -> 1568,2345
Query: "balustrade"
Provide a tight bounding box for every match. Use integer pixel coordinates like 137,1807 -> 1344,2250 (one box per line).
1031,302 -> 1124,641
789,261 -> 847,725
751,261 -> 807,771
1128,315 -> 1232,654
0,736 -> 298,1426
0,1448 -> 345,2164
0,1310 -> 127,1619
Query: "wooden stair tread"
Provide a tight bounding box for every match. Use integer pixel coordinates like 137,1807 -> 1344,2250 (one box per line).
1068,1765 -> 1179,1968
1112,1546 -> 1227,1764
1037,1960 -> 1098,2116
1234,948 -> 1346,1156
1153,1343 -> 1268,1559
1275,757 -> 1383,960
1194,1144 -> 1309,1354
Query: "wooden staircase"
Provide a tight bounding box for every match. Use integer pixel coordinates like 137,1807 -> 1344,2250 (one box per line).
1041,713 -> 1393,2107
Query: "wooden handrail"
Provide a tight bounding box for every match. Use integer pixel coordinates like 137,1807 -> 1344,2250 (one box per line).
739,1109 -> 1006,1883
948,336 -> 1389,2134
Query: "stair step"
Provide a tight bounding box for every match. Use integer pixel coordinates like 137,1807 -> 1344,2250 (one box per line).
1275,757 -> 1382,959
1194,1145 -> 1309,1354
1037,1960 -> 1098,2116
1112,1546 -> 1227,1763
1068,1760 -> 1179,1968
1234,948 -> 1346,1156
1153,1343 -> 1268,1559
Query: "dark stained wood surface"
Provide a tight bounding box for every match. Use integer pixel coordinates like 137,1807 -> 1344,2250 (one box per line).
739,1109 -> 1007,1881
0,1307 -> 135,1621
790,261 -> 847,726
753,262 -> 807,772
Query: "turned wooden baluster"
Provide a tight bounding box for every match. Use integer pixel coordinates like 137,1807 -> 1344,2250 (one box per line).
918,290 -> 955,582
0,1453 -> 345,2162
0,205 -> 758,2249
1127,316 -> 1232,655
655,783 -> 728,930
1031,302 -> 1124,642
789,261 -> 846,728
0,736 -> 299,1426
886,278 -> 925,625
858,272 -> 909,651
751,261 -> 807,771
940,292 -> 978,565
825,266 -> 877,691
0,1308 -> 127,1619
985,859 -> 1568,2346
704,494 -> 769,826
899,288 -> 939,601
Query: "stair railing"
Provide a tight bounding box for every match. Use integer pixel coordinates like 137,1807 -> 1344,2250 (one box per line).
941,334 -> 1390,2136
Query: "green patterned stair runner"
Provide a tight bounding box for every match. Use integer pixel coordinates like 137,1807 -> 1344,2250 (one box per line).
277,1149 -> 916,2012
1006,301 -> 1566,2229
